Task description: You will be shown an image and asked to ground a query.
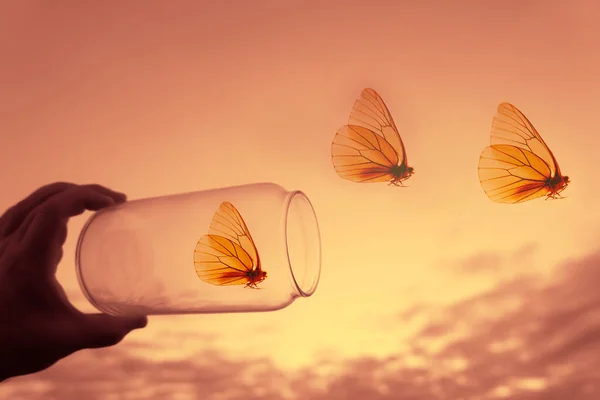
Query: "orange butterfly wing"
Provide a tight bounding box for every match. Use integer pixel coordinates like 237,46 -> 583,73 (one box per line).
207,201 -> 259,264
490,103 -> 562,177
478,103 -> 567,203
349,88 -> 408,164
331,88 -> 412,184
478,144 -> 555,203
331,125 -> 400,183
194,202 -> 265,287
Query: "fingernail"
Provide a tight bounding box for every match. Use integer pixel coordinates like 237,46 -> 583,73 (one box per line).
114,192 -> 128,202
128,316 -> 148,329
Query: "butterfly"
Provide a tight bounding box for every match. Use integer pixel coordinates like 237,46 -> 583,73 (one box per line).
331,88 -> 414,186
478,103 -> 570,204
193,201 -> 267,289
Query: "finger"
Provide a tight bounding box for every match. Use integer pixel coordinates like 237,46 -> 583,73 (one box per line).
12,212 -> 69,278
0,183 -> 126,239
77,183 -> 128,203
18,183 -> 127,244
0,182 -> 76,237
17,186 -> 125,263
74,313 -> 148,349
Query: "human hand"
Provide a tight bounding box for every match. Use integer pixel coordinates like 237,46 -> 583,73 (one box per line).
0,183 -> 148,382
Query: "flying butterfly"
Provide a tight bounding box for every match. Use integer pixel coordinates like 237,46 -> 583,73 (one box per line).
193,201 -> 267,289
478,103 -> 569,204
331,88 -> 414,186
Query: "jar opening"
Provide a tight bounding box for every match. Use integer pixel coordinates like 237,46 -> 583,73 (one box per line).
284,191 -> 321,297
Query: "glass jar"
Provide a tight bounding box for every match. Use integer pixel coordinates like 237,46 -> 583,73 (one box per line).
75,182 -> 321,316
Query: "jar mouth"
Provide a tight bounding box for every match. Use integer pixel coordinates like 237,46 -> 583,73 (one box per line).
284,190 -> 321,297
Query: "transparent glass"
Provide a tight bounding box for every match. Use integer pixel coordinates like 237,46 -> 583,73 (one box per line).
75,182 -> 321,316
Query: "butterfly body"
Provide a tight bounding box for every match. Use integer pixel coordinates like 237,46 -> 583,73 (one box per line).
388,165 -> 414,186
244,269 -> 267,288
331,88 -> 414,186
478,103 -> 570,204
545,174 -> 569,199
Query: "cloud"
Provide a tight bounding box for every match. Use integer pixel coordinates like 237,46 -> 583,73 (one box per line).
3,249 -> 600,399
459,251 -> 503,274
453,242 -> 539,275
0,346 -> 288,400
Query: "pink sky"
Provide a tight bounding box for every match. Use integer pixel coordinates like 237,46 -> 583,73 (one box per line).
1,0 -> 600,398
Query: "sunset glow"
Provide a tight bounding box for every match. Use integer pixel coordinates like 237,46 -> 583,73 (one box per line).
1,1 -> 600,398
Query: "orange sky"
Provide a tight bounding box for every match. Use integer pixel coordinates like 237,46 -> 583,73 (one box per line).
2,1 -> 600,399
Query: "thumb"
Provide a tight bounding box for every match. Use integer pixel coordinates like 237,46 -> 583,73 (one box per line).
76,313 -> 148,349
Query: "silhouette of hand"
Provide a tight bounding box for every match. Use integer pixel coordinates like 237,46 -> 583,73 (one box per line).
0,183 -> 148,382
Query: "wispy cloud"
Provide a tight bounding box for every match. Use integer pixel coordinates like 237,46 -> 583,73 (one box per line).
451,242 -> 539,275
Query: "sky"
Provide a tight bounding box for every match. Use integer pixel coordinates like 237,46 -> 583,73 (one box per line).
1,0 -> 600,398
